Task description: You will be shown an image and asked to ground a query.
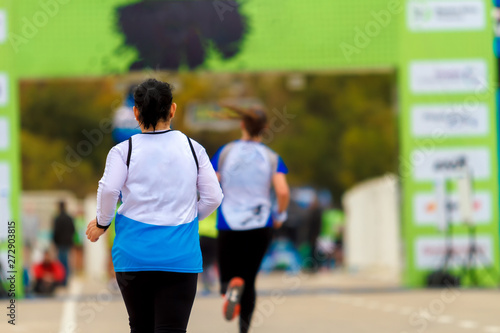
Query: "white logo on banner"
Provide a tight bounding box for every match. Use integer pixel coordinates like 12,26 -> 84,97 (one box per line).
0,10 -> 6,44
410,60 -> 487,94
411,103 -> 489,137
411,148 -> 490,181
0,118 -> 9,150
414,191 -> 491,226
0,163 -> 11,242
0,73 -> 8,107
408,1 -> 485,32
415,236 -> 493,269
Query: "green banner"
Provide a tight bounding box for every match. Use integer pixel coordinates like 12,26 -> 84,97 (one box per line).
398,0 -> 499,287
3,0 -> 500,290
10,0 -> 400,78
0,0 -> 23,299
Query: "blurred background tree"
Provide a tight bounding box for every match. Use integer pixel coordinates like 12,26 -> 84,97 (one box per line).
19,73 -> 397,200
270,74 -> 398,200
20,79 -> 120,197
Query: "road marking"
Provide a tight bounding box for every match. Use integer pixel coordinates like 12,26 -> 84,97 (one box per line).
327,294 -> 495,333
458,320 -> 479,329
58,279 -> 83,333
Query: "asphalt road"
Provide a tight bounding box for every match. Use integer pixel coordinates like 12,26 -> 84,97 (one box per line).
1,271 -> 500,333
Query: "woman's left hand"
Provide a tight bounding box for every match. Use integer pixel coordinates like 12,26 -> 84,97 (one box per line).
86,218 -> 105,242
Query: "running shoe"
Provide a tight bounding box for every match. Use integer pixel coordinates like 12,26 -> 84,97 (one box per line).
223,277 -> 245,321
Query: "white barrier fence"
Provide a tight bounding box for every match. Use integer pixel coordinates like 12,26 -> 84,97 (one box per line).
342,174 -> 402,279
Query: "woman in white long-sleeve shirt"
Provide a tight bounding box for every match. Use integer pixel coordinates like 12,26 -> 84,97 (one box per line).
86,79 -> 223,333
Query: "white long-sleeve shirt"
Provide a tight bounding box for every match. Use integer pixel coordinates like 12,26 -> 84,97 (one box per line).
95,129 -> 223,273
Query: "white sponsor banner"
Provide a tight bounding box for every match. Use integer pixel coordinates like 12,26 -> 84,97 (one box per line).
0,162 -> 11,242
415,236 -> 493,269
0,117 -> 8,150
414,191 -> 491,226
410,60 -> 487,94
0,73 -> 8,107
0,10 -> 6,44
408,1 -> 485,32
411,103 -> 489,137
411,147 -> 490,181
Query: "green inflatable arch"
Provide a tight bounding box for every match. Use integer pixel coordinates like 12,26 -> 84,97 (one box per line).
0,0 -> 498,296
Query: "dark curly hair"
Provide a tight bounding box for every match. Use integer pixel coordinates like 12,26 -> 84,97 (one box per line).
133,79 -> 173,130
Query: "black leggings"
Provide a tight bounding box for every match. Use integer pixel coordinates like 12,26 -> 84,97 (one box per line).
217,228 -> 273,333
116,271 -> 198,333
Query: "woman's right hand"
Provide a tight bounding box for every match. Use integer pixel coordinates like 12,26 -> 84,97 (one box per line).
86,218 -> 105,242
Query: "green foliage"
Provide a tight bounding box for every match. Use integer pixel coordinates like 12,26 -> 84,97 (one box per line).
20,79 -> 120,197
183,73 -> 398,200
266,74 -> 398,200
20,74 -> 397,200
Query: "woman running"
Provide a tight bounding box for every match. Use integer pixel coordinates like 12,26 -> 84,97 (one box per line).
211,105 -> 290,333
86,78 -> 223,333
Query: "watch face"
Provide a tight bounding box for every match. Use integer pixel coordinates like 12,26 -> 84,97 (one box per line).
0,10 -> 6,44
0,73 -> 8,107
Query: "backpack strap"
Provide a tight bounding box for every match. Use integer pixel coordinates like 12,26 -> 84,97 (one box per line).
126,137 -> 132,169
186,135 -> 199,173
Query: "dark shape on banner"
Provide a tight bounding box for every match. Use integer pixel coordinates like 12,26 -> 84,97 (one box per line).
116,0 -> 248,70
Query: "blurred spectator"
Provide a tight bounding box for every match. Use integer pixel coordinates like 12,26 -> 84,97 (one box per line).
261,238 -> 302,274
72,206 -> 86,275
52,201 -> 75,286
333,225 -> 344,267
306,198 -> 323,272
321,207 -> 345,267
32,250 -> 65,296
22,203 -> 40,294
278,199 -> 306,246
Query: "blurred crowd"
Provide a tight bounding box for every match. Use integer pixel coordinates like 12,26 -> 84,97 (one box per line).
0,200 -> 86,297
195,186 -> 345,294
0,186 -> 344,298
